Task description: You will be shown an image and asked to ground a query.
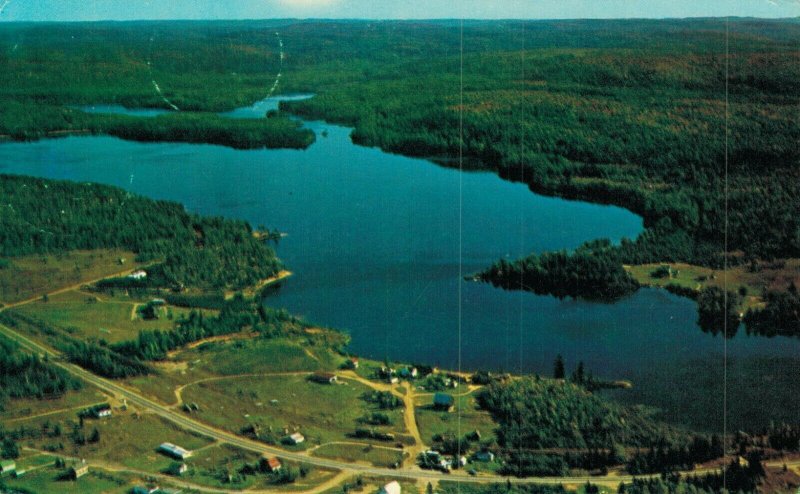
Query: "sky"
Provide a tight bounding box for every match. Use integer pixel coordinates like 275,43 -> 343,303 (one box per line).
1,0 -> 799,22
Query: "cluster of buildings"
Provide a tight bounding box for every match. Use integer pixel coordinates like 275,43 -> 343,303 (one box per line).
420,448 -> 495,472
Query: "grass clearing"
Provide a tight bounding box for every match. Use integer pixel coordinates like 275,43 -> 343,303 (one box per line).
13,289 -> 197,343
0,249 -> 141,304
625,259 -> 800,310
312,443 -> 406,467
3,465 -> 135,494
14,409 -> 213,474
178,337 -> 342,375
181,374 -> 406,447
0,385 -> 108,422
415,391 -> 496,445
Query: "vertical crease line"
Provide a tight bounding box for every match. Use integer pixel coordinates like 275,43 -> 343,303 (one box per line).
723,15 -> 730,488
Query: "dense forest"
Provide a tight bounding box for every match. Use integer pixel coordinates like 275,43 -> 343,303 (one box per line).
0,334 -> 81,409
0,174 -> 281,290
1,19 -> 798,312
479,240 -> 639,301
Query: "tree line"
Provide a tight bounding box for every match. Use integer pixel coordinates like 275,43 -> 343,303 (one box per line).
0,174 -> 281,290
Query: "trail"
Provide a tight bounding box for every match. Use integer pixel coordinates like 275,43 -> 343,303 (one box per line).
147,34 -> 180,111
263,32 -> 284,99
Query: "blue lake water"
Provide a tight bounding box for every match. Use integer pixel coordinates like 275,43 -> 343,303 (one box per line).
2,95 -> 798,431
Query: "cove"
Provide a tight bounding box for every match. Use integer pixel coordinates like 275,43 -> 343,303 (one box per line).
1,95 -> 798,432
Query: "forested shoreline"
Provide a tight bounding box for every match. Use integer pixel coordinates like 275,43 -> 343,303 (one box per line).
0,174 -> 281,290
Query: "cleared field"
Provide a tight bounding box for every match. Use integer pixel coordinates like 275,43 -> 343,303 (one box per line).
14,409 -> 213,474
187,443 -> 341,491
0,385 -> 108,422
625,259 -> 800,310
13,289 -> 198,343
121,337 -> 342,406
312,443 -> 406,468
178,337 -> 342,375
415,391 -> 496,445
181,374 -> 407,448
2,465 -> 135,494
0,249 -> 142,304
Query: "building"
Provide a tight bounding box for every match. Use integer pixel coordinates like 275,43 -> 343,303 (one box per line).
310,372 -> 337,384
349,357 -> 359,369
379,480 -> 402,494
261,456 -> 282,472
473,450 -> 495,462
158,442 -> 193,460
70,462 -> 89,479
150,298 -> 166,306
398,367 -> 418,379
284,432 -> 305,445
94,405 -> 112,418
0,460 -> 15,476
433,392 -> 455,411
129,270 -> 148,280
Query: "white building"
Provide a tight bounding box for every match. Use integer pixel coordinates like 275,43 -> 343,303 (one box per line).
158,443 -> 193,460
379,480 -> 401,494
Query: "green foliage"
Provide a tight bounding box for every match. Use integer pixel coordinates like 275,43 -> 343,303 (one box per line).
744,285 -> 800,337
477,376 -> 681,450
62,340 -> 152,378
481,240 -> 639,301
362,390 -> 403,410
0,334 -> 81,407
696,286 -> 741,337
111,295 -> 306,361
0,174 -> 281,290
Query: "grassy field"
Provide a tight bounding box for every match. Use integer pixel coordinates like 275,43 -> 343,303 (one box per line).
12,408 -> 212,473
179,337 -> 342,375
180,374 -> 407,447
311,443 -> 406,468
13,289 -> 198,343
2,466 -> 136,494
415,390 -> 496,445
121,336 -> 343,406
0,249 -> 142,304
0,385 -> 108,422
625,259 -> 800,310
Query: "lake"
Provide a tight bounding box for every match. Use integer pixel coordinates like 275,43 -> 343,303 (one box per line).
1,95 -> 797,431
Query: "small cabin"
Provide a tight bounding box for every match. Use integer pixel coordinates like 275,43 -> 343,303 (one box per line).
70,463 -> 89,479
310,372 -> 337,384
129,270 -> 148,280
284,432 -> 305,445
261,455 -> 282,472
473,450 -> 495,462
433,392 -> 455,411
0,460 -> 15,476
380,480 -> 401,494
